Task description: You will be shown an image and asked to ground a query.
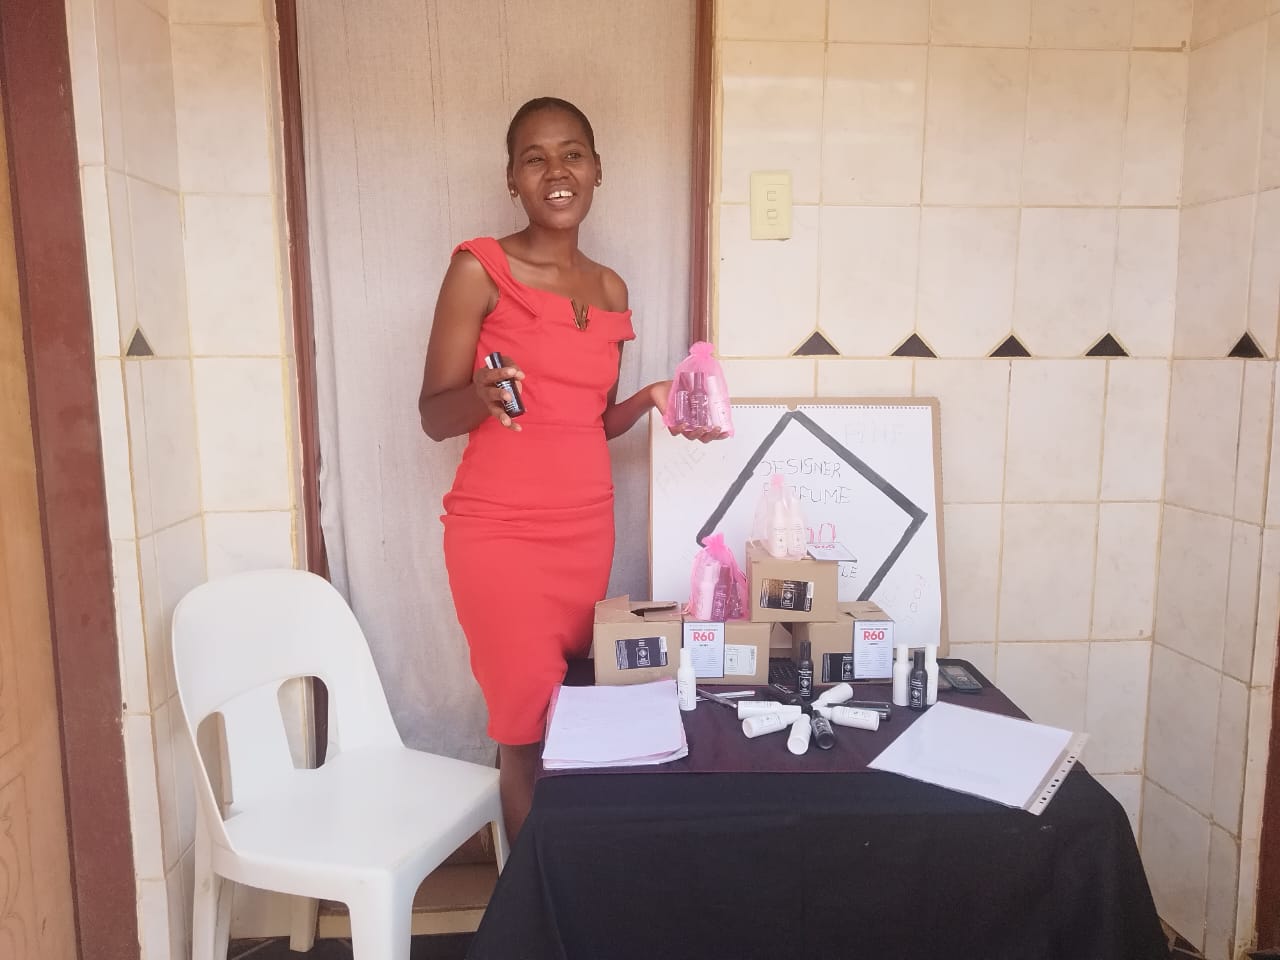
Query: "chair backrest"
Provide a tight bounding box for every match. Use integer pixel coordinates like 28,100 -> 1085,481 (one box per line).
171,569 -> 402,849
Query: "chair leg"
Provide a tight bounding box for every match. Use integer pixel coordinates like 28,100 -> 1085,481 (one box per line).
215,885 -> 232,959
192,839 -> 232,960
288,896 -> 319,952
491,819 -> 510,873
347,879 -> 414,960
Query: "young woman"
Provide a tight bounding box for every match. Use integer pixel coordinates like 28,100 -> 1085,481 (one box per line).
418,97 -> 718,841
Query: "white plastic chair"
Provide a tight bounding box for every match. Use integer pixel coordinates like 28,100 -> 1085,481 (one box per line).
172,568 -> 507,960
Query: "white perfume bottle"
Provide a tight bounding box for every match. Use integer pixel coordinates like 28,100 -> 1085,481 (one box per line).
892,644 -> 910,707
817,704 -> 880,732
691,562 -> 718,620
924,645 -> 939,706
737,701 -> 802,724
786,492 -> 807,559
787,715 -> 812,755
742,713 -> 789,738
704,370 -> 732,432
768,495 -> 789,558
677,644 -> 696,712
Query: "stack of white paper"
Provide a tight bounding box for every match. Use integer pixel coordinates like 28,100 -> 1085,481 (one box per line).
868,701 -> 1089,814
543,679 -> 689,770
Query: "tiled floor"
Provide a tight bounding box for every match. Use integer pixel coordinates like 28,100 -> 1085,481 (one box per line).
226,929 -> 1280,960
231,920 -> 1260,959
241,927 -> 1211,960
250,928 -> 1216,960
229,935 -> 472,960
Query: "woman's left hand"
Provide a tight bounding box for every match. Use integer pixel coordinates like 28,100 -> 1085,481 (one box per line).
649,380 -> 726,444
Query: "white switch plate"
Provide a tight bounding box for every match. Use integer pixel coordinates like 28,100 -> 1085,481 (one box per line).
750,171 -> 792,240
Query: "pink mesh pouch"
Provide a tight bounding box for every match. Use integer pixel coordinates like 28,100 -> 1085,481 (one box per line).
663,342 -> 734,437
685,532 -> 748,621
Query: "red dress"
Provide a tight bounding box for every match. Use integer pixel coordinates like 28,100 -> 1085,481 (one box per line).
441,237 -> 635,745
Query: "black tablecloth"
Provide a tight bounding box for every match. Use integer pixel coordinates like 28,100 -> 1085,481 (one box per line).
468,664 -> 1170,960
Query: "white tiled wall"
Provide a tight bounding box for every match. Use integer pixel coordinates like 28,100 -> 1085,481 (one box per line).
715,2 -> 1279,955
65,0 -> 299,954
59,0 -> 1280,953
1139,3 -> 1280,954
714,0 -> 1178,795
1144,359 -> 1279,956
717,0 -> 1188,361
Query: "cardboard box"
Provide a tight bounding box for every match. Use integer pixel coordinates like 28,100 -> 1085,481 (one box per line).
745,540 -> 839,623
681,619 -> 771,685
790,601 -> 895,683
592,596 -> 684,686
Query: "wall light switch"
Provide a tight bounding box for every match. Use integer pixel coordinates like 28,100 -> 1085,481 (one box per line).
750,171 -> 792,240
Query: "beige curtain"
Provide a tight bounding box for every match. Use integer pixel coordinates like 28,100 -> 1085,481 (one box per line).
298,0 -> 694,762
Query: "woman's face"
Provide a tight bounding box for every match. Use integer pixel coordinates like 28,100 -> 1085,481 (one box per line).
507,107 -> 600,231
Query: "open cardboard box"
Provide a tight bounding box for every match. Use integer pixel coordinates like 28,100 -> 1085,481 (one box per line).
592,595 -> 683,686
745,539 -> 839,623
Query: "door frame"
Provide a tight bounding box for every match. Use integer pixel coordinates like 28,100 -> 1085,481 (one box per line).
0,1 -> 139,958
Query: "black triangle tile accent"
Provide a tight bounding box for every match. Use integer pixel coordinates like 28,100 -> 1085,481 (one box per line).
892,333 -> 936,358
989,334 -> 1030,358
793,330 -> 840,356
1086,333 -> 1128,357
1229,332 -> 1265,358
125,328 -> 154,357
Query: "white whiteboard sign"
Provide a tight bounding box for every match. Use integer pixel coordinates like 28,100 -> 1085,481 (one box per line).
649,399 -> 947,650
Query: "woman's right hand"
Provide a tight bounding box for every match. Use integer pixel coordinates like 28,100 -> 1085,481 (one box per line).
473,356 -> 525,431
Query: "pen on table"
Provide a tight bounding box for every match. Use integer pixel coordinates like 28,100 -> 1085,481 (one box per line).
847,700 -> 893,720
695,688 -> 755,706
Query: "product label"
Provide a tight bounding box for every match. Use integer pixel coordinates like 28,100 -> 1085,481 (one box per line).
758,578 -> 814,611
797,663 -> 813,699
853,620 -> 894,680
806,541 -> 855,562
724,643 -> 758,677
909,677 -> 926,710
682,622 -> 725,678
821,652 -> 858,683
614,636 -> 668,671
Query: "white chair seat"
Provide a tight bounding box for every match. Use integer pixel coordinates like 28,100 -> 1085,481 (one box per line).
221,746 -> 499,880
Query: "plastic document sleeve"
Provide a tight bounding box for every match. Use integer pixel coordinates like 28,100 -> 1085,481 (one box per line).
867,702 -> 1089,815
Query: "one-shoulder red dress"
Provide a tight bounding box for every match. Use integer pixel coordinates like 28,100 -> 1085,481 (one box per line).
441,237 -> 635,745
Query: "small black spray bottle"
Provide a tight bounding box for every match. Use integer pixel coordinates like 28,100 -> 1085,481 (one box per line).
809,708 -> 836,750
908,649 -> 927,712
797,639 -> 814,701
485,352 -> 525,419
